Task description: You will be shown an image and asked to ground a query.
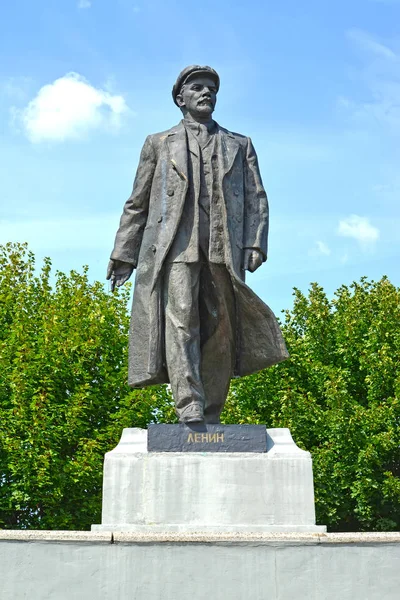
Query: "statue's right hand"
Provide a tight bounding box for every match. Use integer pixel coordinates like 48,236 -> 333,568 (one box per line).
106,259 -> 135,292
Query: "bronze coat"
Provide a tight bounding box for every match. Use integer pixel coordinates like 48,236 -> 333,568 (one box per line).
111,122 -> 288,386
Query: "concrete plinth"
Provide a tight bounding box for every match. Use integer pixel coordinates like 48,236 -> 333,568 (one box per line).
2,531 -> 400,600
92,427 -> 325,533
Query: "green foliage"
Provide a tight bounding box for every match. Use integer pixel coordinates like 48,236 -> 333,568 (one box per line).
223,277 -> 400,531
0,243 -> 173,530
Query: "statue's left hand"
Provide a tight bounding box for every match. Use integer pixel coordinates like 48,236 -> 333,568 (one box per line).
244,249 -> 264,273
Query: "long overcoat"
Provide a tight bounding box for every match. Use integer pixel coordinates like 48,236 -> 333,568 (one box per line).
111,121 -> 288,387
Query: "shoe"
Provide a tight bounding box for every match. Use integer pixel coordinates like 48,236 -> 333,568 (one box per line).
179,403 -> 204,423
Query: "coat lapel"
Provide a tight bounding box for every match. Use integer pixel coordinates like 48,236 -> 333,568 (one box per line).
218,126 -> 240,176
167,123 -> 189,182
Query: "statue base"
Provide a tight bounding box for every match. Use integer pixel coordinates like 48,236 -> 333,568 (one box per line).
92,427 -> 325,533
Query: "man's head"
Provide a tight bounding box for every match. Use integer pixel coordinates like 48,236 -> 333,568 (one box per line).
172,65 -> 220,121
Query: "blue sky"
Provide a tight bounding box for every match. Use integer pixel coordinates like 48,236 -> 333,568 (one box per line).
1,0 -> 399,314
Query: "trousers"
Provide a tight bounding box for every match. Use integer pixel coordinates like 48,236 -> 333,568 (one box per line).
163,257 -> 236,422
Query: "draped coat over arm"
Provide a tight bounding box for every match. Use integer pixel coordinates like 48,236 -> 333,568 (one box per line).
111,121 -> 288,387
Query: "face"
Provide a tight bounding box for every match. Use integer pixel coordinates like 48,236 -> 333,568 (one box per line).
177,75 -> 217,119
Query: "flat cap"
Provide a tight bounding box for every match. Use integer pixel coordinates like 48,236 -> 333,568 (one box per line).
172,65 -> 220,105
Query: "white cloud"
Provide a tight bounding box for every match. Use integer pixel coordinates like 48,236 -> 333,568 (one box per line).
308,240 -> 331,258
17,72 -> 128,143
343,29 -> 400,130
337,215 -> 380,250
336,95 -> 353,110
347,28 -> 396,60
78,0 -> 91,8
316,241 -> 331,256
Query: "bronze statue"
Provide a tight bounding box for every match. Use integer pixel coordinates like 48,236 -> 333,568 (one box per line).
107,65 -> 288,424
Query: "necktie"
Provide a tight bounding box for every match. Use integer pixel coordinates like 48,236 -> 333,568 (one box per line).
198,124 -> 210,148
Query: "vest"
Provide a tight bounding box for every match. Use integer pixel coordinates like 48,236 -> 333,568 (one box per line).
166,124 -> 225,264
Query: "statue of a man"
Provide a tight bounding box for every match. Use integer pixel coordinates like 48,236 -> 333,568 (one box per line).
107,65 -> 288,424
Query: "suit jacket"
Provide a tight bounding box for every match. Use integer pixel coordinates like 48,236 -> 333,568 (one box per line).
111,121 -> 288,387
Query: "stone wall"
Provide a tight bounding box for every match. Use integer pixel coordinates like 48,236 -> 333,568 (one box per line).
1,531 -> 399,600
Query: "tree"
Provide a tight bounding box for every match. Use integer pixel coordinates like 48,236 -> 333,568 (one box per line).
223,277 -> 400,531
0,243 -> 173,530
1,243 -> 399,532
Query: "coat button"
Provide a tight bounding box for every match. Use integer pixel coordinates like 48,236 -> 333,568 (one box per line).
167,189 -> 174,196
234,190 -> 239,196
151,245 -> 156,253
158,216 -> 163,223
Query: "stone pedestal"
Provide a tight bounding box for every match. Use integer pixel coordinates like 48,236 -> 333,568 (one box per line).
92,427 -> 325,533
